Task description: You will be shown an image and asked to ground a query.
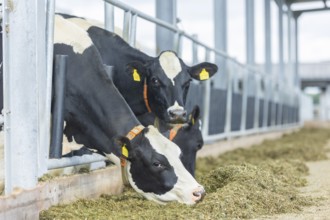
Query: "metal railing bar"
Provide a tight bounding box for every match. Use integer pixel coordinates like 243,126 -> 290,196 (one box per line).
48,153 -> 107,170
204,122 -> 301,143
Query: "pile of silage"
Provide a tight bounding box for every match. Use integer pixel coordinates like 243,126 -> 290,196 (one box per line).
40,127 -> 330,220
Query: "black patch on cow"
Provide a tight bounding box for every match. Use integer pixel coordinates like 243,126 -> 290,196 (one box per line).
53,42 -> 139,158
137,106 -> 203,177
128,133 -> 178,195
69,21 -> 218,123
171,107 -> 203,176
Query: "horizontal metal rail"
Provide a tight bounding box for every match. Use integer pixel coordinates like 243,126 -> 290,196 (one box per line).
204,122 -> 301,143
45,0 -> 301,171
48,153 -> 107,170
104,0 -> 299,140
104,0 -> 280,79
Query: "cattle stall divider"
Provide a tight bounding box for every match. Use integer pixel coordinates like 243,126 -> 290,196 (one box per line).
45,0 -> 302,171
0,0 -> 302,197
49,55 -> 67,159
102,0 -> 301,143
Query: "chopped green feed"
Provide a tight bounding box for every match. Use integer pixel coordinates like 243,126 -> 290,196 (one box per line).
40,127 -> 329,219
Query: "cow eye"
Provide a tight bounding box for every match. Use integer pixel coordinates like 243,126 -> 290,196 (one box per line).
153,161 -> 163,168
196,142 -> 203,150
151,77 -> 160,86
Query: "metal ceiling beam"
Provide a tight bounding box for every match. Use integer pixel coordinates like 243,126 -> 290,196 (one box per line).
293,6 -> 330,14
287,0 -> 325,3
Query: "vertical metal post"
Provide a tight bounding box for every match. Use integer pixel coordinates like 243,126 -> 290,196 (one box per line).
104,2 -> 115,32
201,50 -> 211,138
192,34 -> 198,64
214,0 -> 227,89
174,33 -> 182,56
156,0 -> 177,54
122,10 -> 131,43
264,0 -> 271,129
287,8 -> 293,85
278,0 -> 284,81
41,0 -> 55,176
277,1 -> 284,127
240,70 -> 249,133
49,55 -> 67,159
262,77 -> 269,128
254,74 -> 260,129
3,0 -> 45,194
246,0 -> 255,65
264,0 -> 272,74
293,13 -> 300,88
224,61 -> 233,134
129,13 -> 137,47
271,83 -> 277,127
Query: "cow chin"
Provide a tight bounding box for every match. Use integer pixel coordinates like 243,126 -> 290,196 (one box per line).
125,163 -> 205,205
130,181 -> 205,205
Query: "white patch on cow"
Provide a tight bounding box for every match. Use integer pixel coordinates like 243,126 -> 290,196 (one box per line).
126,126 -> 203,205
167,101 -> 184,113
159,51 -> 182,85
66,17 -> 103,31
54,15 -> 92,54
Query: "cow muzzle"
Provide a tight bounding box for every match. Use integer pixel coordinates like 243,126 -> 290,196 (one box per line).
192,186 -> 206,203
168,109 -> 187,123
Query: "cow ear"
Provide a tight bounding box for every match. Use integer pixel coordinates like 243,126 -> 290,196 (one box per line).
188,105 -> 200,126
188,62 -> 218,81
126,61 -> 147,83
113,136 -> 134,161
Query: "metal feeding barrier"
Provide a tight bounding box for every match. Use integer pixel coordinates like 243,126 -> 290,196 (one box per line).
102,0 -> 301,142
46,0 -> 301,170
0,0 -> 301,195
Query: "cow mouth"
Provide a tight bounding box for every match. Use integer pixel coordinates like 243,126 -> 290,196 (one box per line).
168,110 -> 187,123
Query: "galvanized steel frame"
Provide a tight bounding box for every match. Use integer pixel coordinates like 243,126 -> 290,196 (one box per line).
1,0 -> 302,193
103,0 -> 301,144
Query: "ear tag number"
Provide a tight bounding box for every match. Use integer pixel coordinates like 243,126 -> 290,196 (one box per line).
133,69 -> 141,82
122,145 -> 129,158
199,68 -> 209,80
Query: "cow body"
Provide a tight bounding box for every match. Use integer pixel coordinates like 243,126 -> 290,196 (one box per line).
60,15 -> 218,123
137,106 -> 203,176
53,15 -> 204,205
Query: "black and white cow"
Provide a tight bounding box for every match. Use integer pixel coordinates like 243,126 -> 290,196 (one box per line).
137,106 -> 203,176
60,15 -> 218,123
53,15 -> 205,205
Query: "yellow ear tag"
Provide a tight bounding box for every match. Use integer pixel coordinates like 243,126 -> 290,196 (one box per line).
122,145 -> 129,158
199,68 -> 209,80
133,69 -> 141,82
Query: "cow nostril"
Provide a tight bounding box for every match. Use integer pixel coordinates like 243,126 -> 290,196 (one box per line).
168,110 -> 187,119
193,191 -> 201,197
193,188 -> 206,202
169,111 -> 176,118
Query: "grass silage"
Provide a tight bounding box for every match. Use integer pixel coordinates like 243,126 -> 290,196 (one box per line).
40,127 -> 330,219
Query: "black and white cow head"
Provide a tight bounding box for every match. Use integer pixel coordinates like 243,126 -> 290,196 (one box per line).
168,106 -> 203,176
54,15 -> 205,205
127,51 -> 217,123
116,126 -> 205,204
137,106 -> 203,177
60,16 -> 217,124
